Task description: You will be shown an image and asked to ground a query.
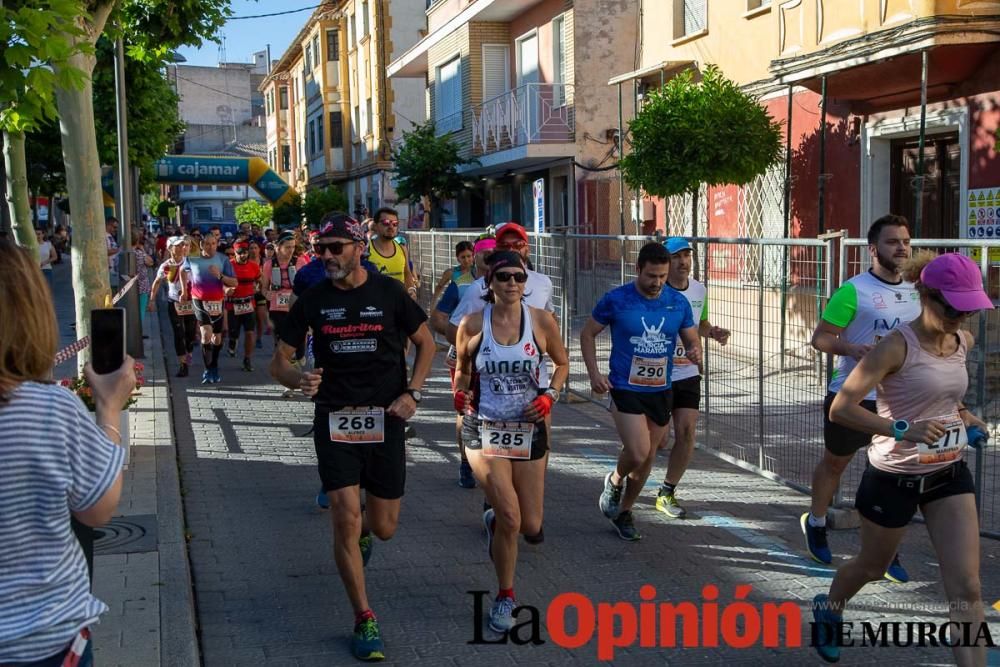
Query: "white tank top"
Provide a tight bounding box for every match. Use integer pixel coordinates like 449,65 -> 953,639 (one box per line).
475,304 -> 543,421
671,279 -> 707,382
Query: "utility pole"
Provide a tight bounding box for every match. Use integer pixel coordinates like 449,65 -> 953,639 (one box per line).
115,36 -> 143,357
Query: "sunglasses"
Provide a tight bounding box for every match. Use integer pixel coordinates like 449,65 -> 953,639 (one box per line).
929,291 -> 972,319
498,240 -> 527,250
379,219 -> 399,227
493,270 -> 528,283
316,241 -> 355,256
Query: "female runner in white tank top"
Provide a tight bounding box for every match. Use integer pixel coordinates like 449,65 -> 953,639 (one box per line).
453,251 -> 569,635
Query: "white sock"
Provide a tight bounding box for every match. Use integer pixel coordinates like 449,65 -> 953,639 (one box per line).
808,513 -> 826,528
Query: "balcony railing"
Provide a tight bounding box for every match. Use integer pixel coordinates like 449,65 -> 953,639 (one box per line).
470,83 -> 574,156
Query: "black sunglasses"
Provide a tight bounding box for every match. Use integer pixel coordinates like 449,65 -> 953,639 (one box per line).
929,291 -> 971,319
316,241 -> 355,256
493,270 -> 528,283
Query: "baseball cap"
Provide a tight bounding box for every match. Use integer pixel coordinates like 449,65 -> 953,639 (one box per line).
166,236 -> 186,248
473,238 -> 496,254
318,212 -> 366,242
495,222 -> 529,244
664,237 -> 692,254
921,253 -> 994,312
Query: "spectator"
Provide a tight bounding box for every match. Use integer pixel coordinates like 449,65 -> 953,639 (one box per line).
131,229 -> 154,320
105,218 -> 121,288
36,229 -> 56,293
0,239 -> 136,666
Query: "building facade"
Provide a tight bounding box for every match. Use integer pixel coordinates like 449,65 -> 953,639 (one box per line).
611,0 -> 1000,245
388,0 -> 638,230
260,0 -> 426,217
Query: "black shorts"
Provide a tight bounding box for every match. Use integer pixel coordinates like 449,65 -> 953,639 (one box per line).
610,388 -> 672,427
461,413 -> 549,461
855,460 -> 975,529
671,376 -> 701,411
823,392 -> 877,456
313,408 -> 407,499
228,298 -> 256,337
192,298 -> 224,332
254,291 -> 267,308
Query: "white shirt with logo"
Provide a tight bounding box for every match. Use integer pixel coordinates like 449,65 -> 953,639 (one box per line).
670,279 -> 708,382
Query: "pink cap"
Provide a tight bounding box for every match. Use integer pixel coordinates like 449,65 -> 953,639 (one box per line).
473,238 -> 496,254
921,253 -> 994,312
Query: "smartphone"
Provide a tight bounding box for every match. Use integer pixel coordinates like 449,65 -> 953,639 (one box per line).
91,308 -> 126,374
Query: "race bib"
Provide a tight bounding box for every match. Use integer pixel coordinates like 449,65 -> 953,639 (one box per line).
270,289 -> 293,312
174,301 -> 194,316
916,413 -> 967,465
329,407 -> 385,444
233,298 -> 254,316
446,345 -> 458,369
674,344 -> 693,366
481,420 -> 534,459
203,300 -> 223,317
628,355 -> 667,387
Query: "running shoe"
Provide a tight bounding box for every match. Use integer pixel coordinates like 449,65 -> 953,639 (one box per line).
812,594 -> 842,663
655,491 -> 687,519
458,461 -> 476,489
242,358 -> 253,372
281,388 -> 296,398
523,527 -> 544,545
200,370 -> 211,385
483,508 -> 496,562
359,532 -> 374,567
599,472 -> 623,519
176,362 -> 189,378
488,596 -> 517,633
226,343 -> 236,358
883,554 -> 909,583
800,513 -> 832,565
211,368 -> 221,384
350,617 -> 385,661
611,510 -> 641,541
315,489 -> 330,510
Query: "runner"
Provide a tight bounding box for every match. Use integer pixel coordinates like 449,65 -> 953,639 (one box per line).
802,214 -> 919,583
431,238 -> 491,489
453,250 -> 568,633
226,240 -> 262,372
269,214 -> 435,662
580,241 -> 701,541
367,207 -> 415,295
150,237 -> 196,377
184,233 -> 237,384
249,241 -> 268,349
654,238 -> 730,518
813,252 -> 993,664
432,240 -> 475,304
262,231 -> 310,386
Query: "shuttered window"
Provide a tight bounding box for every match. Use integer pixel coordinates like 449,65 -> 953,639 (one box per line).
683,0 -> 706,35
330,111 -> 343,148
552,16 -> 567,106
327,30 -> 339,61
436,56 -> 462,134
482,45 -> 509,103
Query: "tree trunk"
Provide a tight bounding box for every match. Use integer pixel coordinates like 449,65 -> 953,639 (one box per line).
2,130 -> 38,251
55,47 -> 110,367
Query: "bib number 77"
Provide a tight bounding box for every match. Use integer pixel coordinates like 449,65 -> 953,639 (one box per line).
916,413 -> 966,464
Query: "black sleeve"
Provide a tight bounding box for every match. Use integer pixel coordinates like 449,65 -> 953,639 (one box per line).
393,280 -> 428,337
278,295 -> 309,348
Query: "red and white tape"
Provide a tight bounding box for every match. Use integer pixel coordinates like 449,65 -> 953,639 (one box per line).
53,274 -> 141,365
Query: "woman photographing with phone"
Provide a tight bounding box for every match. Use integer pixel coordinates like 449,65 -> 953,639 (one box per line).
0,240 -> 136,666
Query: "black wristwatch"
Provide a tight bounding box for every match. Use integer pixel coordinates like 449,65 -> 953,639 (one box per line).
405,388 -> 422,403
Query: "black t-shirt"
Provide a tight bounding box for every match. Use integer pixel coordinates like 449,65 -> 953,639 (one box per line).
279,271 -> 427,410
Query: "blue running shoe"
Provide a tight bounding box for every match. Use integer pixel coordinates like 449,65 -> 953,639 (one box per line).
801,513 -> 832,564
488,596 -> 516,633
359,532 -> 374,567
201,370 -> 211,385
351,616 -> 385,661
883,553 -> 909,583
211,368 -> 221,384
812,594 -> 842,663
315,489 -> 330,510
483,508 -> 496,562
599,472 -> 623,519
459,461 -> 476,489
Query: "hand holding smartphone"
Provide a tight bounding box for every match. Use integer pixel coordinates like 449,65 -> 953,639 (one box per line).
90,308 -> 125,374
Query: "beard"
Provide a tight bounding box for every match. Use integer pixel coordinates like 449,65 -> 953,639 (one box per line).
325,256 -> 357,280
875,248 -> 905,274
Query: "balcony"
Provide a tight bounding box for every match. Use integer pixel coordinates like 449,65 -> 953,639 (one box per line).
470,83 -> 573,157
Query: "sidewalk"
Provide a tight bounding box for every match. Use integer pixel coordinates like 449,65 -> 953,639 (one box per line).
50,261 -> 199,667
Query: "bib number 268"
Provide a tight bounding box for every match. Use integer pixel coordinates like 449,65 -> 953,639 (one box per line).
329,407 -> 384,444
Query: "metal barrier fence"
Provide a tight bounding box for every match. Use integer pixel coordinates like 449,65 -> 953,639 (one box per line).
407,229 -> 1000,538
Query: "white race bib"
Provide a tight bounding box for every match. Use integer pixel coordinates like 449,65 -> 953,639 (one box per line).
174,301 -> 194,316
270,289 -> 293,312
916,413 -> 967,465
233,298 -> 254,316
446,345 -> 458,369
628,355 -> 667,387
673,344 -> 694,366
481,420 -> 534,459
329,407 -> 385,444
203,300 -> 223,317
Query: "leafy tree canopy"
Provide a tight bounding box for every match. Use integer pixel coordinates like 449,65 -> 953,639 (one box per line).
392,121 -> 475,216
235,199 -> 273,228
303,186 -> 348,228
620,65 -> 783,198
272,192 -> 303,230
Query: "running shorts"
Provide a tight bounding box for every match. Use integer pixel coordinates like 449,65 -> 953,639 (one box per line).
610,388 -> 672,427
313,407 -> 407,499
855,460 -> 974,528
671,376 -> 701,411
823,392 -> 877,456
461,412 -> 549,461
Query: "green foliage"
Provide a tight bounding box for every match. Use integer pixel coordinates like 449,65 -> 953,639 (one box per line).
118,0 -> 231,60
392,121 -> 475,220
0,0 -> 90,132
303,186 -> 348,228
271,193 -> 303,230
235,199 -> 273,228
620,65 -> 783,197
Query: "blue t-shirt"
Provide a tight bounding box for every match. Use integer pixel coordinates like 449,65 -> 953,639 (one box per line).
591,282 -> 694,392
436,281 -> 461,315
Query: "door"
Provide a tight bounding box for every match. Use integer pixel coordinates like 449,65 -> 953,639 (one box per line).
516,33 -> 540,142
890,132 -> 960,240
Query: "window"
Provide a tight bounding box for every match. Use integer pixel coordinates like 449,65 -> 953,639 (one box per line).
281,145 -> 291,171
482,45 -> 509,102
327,30 -> 340,61
362,1 -> 370,36
552,16 -> 568,105
349,12 -> 356,46
516,32 -> 539,85
312,35 -> 320,68
365,98 -> 372,136
279,86 -> 288,110
746,0 -> 770,10
317,113 -> 324,153
308,119 -> 315,155
305,45 -> 313,71
674,0 -> 707,39
435,55 -> 461,133
353,105 -> 360,140
330,111 -> 344,148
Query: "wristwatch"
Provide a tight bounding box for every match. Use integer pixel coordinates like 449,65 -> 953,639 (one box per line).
405,388 -> 422,403
544,388 -> 560,403
892,419 -> 910,441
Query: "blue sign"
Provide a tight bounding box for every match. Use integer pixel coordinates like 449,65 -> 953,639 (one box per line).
533,178 -> 545,234
254,169 -> 291,202
154,157 -> 249,183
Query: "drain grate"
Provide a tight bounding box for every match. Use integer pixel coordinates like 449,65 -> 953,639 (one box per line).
93,514 -> 158,554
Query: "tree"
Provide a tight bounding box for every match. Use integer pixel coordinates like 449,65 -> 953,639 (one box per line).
235,199 -> 273,228
302,186 -> 348,228
271,193 -> 303,231
392,120 -> 475,228
620,65 -> 782,239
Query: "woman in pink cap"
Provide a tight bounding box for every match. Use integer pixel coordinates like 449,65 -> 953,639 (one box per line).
812,252 -> 994,664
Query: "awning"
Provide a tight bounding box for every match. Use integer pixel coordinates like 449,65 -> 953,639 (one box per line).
607,60 -> 694,87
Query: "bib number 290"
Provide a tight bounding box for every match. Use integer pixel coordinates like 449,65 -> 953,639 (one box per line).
329,407 -> 384,444
628,356 -> 667,387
